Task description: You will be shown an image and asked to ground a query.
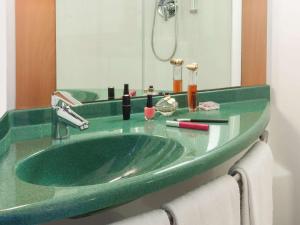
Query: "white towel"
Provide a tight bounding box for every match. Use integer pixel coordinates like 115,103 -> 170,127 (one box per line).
108,210 -> 170,225
230,141 -> 273,225
163,175 -> 240,225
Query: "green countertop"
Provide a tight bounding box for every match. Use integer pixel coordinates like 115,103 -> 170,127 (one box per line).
0,86 -> 270,225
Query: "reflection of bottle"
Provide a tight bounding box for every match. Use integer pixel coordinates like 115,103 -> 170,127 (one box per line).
170,58 -> 184,93
148,85 -> 154,94
186,63 -> 198,112
144,120 -> 156,134
108,87 -> 115,100
145,85 -> 159,96
129,89 -> 136,97
124,84 -> 129,95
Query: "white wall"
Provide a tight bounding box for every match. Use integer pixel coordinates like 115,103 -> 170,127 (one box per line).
0,0 -> 8,116
6,0 -> 16,111
0,0 -> 16,117
267,0 -> 300,224
57,0 -> 236,91
56,0 -> 143,90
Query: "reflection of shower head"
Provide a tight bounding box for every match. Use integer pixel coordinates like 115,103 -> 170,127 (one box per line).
151,0 -> 178,62
157,0 -> 177,21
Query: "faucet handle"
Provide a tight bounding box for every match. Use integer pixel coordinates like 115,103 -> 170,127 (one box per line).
52,91 -> 82,108
57,105 -> 89,130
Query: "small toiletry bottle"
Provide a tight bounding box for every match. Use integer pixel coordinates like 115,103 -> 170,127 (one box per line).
144,95 -> 155,120
122,84 -> 131,120
108,87 -> 115,100
186,63 -> 198,112
155,93 -> 178,116
170,58 -> 184,93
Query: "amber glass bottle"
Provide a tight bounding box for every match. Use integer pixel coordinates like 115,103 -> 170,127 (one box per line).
170,58 -> 184,93
186,63 -> 198,112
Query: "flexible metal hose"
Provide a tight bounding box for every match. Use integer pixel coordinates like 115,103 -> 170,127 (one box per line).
151,0 -> 178,62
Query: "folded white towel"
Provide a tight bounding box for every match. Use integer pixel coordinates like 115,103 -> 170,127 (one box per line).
230,141 -> 273,225
163,175 -> 240,225
108,210 -> 170,225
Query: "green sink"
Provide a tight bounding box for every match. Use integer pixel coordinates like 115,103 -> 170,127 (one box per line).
16,134 -> 184,187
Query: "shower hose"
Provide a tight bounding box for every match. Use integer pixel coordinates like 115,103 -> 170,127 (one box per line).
151,0 -> 178,62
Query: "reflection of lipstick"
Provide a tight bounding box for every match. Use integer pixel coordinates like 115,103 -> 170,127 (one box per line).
166,121 -> 209,131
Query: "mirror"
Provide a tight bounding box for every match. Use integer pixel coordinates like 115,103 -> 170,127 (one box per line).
56,0 -> 242,102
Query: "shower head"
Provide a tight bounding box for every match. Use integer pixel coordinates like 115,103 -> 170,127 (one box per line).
157,0 -> 177,21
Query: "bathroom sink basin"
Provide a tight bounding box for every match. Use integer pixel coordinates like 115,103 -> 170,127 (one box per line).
16,134 -> 184,187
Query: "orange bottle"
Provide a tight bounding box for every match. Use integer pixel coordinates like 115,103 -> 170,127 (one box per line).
170,58 -> 184,93
186,63 -> 198,112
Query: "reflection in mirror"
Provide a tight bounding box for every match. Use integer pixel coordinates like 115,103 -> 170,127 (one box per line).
56,0 -> 242,102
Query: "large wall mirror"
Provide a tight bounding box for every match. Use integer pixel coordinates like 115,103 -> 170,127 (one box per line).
15,0 -> 267,108
56,0 -> 242,102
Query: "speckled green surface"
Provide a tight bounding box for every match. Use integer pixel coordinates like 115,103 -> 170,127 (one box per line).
16,134 -> 185,187
0,86 -> 270,225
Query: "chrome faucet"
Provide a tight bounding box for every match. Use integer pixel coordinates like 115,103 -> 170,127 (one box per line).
51,91 -> 89,139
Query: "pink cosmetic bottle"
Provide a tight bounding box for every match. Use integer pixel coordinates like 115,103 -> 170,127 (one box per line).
144,95 -> 155,120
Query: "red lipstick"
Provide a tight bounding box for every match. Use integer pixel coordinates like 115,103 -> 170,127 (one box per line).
166,121 -> 209,131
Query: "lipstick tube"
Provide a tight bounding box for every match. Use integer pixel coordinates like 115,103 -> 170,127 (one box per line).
122,94 -> 131,120
166,121 -> 209,131
175,118 -> 228,123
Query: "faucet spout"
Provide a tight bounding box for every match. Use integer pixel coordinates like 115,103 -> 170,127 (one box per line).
52,91 -> 89,139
